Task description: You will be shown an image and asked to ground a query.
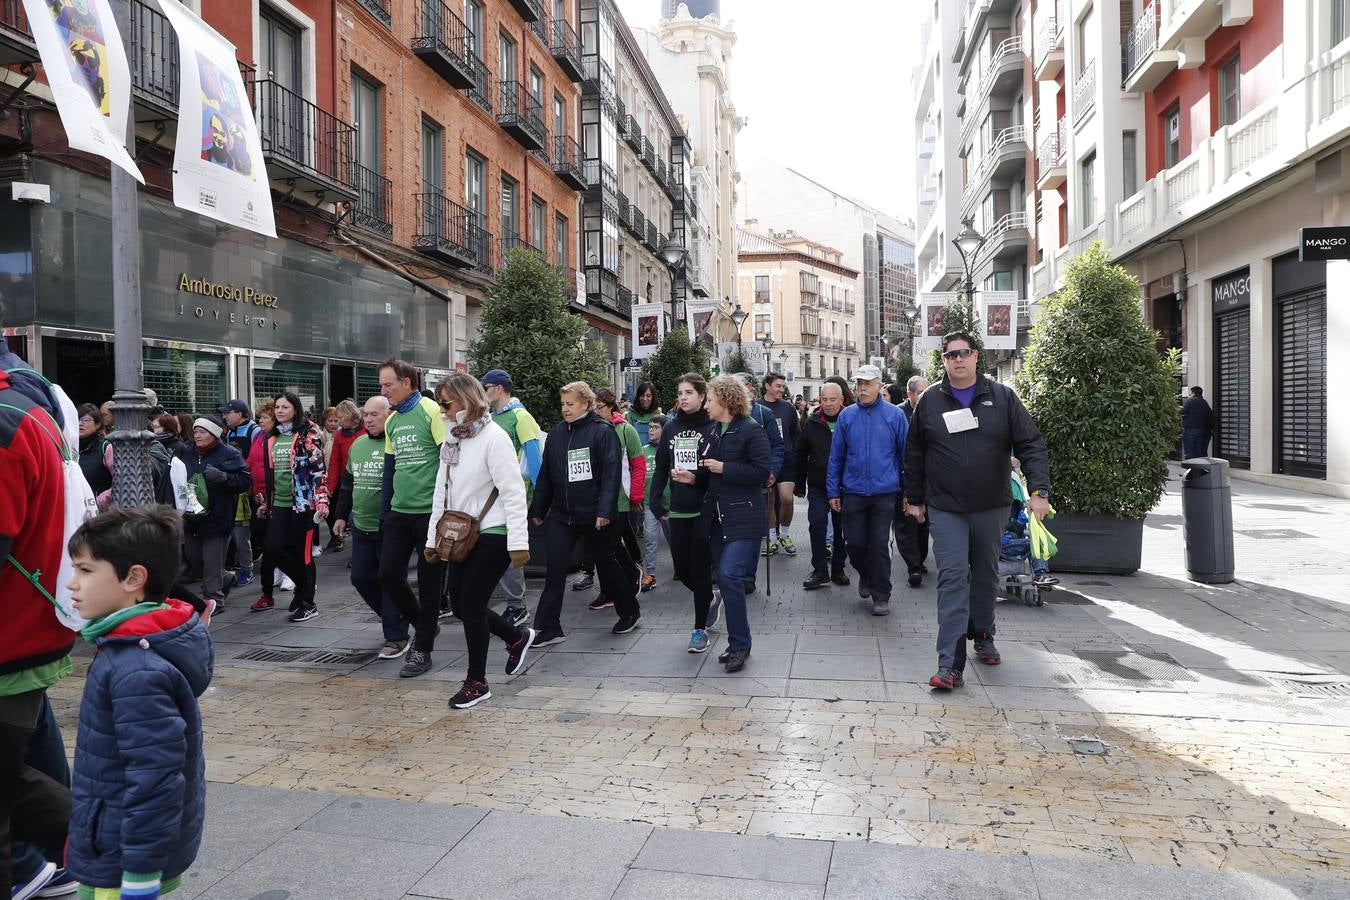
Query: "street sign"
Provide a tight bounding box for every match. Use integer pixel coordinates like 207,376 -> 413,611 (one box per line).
1299,226 -> 1350,261
620,356 -> 643,372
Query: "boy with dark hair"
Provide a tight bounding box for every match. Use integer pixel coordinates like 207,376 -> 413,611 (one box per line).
64,507 -> 212,899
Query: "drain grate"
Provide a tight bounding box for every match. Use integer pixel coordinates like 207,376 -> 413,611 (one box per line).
1065,647 -> 1196,685
1265,678 -> 1350,699
1235,529 -> 1314,540
234,647 -> 376,666
235,648 -> 311,663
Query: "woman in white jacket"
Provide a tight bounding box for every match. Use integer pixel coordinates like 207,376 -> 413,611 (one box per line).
425,373 -> 536,709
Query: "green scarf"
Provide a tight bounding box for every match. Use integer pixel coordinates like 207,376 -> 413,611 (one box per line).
80,601 -> 169,642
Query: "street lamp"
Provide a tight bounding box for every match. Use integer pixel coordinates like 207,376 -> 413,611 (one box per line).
730,304 -> 749,352
951,218 -> 987,318
659,235 -> 687,324
762,334 -> 774,376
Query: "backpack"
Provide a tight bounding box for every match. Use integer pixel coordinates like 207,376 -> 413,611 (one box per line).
1,367 -> 97,632
148,439 -> 176,507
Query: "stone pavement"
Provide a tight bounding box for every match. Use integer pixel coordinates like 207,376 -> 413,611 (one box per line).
48,467 -> 1350,895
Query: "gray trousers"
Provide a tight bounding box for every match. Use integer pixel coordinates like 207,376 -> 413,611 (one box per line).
185,532 -> 229,601
499,565 -> 526,605
929,507 -> 1005,670
231,522 -> 253,576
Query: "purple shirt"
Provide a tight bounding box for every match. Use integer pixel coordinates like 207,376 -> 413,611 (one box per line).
951,384 -> 977,408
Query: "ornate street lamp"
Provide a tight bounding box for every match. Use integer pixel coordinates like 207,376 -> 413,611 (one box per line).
951,218 -> 987,318
659,236 -> 687,324
730,304 -> 749,352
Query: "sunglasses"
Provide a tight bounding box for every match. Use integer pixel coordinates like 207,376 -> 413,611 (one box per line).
438,400 -> 455,410
942,348 -> 976,360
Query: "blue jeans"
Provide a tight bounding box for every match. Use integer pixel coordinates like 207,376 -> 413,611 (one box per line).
352,527 -> 408,642
1182,428 -> 1210,460
842,492 -> 897,602
807,488 -> 847,575
710,529 -> 759,653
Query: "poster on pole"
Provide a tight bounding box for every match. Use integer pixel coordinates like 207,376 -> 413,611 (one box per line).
22,0 -> 142,181
631,302 -> 664,359
686,298 -> 717,342
158,0 -> 276,238
915,291 -> 960,352
980,291 -> 1019,350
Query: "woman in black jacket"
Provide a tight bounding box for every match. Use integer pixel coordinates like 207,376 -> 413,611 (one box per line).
76,402 -> 112,496
528,381 -> 640,646
651,372 -> 720,653
700,375 -> 772,672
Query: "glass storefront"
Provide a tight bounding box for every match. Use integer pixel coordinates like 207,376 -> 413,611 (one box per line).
144,346 -> 228,415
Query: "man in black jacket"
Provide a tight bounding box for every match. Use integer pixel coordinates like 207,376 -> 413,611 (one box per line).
529,382 -> 638,645
1180,386 -> 1214,459
794,382 -> 849,590
895,375 -> 930,587
904,333 -> 1049,690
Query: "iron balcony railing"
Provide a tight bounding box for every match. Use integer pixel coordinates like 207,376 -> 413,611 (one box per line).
507,0 -> 542,23
248,78 -> 357,192
501,231 -> 543,259
550,17 -> 583,81
1073,59 -> 1097,124
616,97 -> 629,135
616,190 -> 630,222
412,0 -> 477,90
642,136 -> 657,172
624,115 -> 643,151
413,191 -> 486,268
630,205 -> 646,239
616,285 -> 634,317
1121,3 -> 1159,85
646,222 -> 659,251
130,0 -> 177,113
552,134 -> 585,188
350,162 -> 393,236
357,0 -> 392,29
464,54 -> 493,114
496,80 -> 546,150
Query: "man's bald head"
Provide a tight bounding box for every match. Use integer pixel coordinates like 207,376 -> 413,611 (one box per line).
362,395 -> 391,436
818,382 -> 844,416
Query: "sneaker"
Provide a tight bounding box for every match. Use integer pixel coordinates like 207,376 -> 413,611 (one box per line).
325,538 -> 345,553
802,570 -> 830,590
706,590 -> 722,631
588,594 -> 614,610
449,679 -> 492,709
438,604 -> 455,620
201,597 -> 217,627
289,606 -> 319,623
641,574 -> 657,592
312,546 -> 323,558
929,668 -> 962,690
377,639 -> 410,660
724,649 -> 749,672
761,541 -> 778,557
505,627 -> 537,675
235,571 -> 255,588
14,861 -> 56,900
858,575 -> 871,599
831,570 -> 851,586
250,595 -> 275,612
974,638 -> 1001,665
718,647 -> 731,663
612,614 -> 641,634
532,629 -> 567,648
688,628 -> 710,653
400,649 -> 432,678
780,535 -> 796,555
571,572 -> 594,591
908,571 -> 923,588
277,574 -> 296,592
871,598 -> 890,617
36,866 -> 77,897
1033,572 -> 1060,587
502,605 -> 530,627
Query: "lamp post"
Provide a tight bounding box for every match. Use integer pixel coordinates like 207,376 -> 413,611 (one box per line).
951,218 -> 987,321
762,334 -> 774,378
659,235 -> 687,325
730,303 -> 749,351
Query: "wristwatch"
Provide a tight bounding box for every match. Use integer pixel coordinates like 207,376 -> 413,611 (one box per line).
1030,489 -> 1049,500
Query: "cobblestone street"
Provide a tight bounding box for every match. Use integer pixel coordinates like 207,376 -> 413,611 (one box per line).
49,470 -> 1350,897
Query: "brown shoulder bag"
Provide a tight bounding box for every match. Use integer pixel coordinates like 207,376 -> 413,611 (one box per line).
433,474 -> 499,563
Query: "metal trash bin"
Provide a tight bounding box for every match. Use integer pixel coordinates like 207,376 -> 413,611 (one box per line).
1180,457 -> 1235,584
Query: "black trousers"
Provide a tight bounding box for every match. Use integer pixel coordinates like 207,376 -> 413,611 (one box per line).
536,517 -> 639,632
668,515 -> 714,628
0,689 -> 71,897
378,510 -> 446,652
446,533 -> 522,681
842,492 -> 897,603
894,495 -> 930,575
265,506 -> 317,610
617,508 -> 642,584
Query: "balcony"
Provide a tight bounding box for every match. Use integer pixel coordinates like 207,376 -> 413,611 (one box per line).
0,0 -> 36,65
1036,118 -> 1066,189
645,222 -> 659,252
616,285 -> 635,317
976,211 -> 1032,264
800,314 -> 820,336
249,79 -> 358,201
1072,60 -> 1096,125
642,137 -> 657,173
1034,9 -> 1063,81
552,134 -> 586,190
624,115 -> 643,151
1158,0 -> 1252,53
350,162 -> 393,237
846,340 -> 857,352
355,0 -> 392,29
496,81 -> 546,151
463,55 -> 493,114
129,0 -> 179,122
413,193 -> 484,268
506,0 -> 542,23
412,0 -> 477,90
629,205 -> 646,240
616,190 -> 630,223
844,301 -> 856,316
550,17 -> 583,82
564,267 -> 578,299
501,232 -> 543,260
616,98 -> 629,137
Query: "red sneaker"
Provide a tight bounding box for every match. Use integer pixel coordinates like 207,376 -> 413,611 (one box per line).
250,595 -> 275,612
928,668 -> 965,690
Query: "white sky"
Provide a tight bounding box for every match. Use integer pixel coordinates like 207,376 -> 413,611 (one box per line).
613,0 -> 919,222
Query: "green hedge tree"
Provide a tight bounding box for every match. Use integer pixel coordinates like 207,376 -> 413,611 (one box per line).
1014,242 -> 1180,519
925,298 -> 984,382
725,347 -> 751,377
467,248 -> 611,430
639,326 -> 711,411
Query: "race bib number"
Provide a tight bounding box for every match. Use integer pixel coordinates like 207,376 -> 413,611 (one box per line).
567,448 -> 593,482
943,408 -> 980,434
673,436 -> 699,471
777,418 -> 784,438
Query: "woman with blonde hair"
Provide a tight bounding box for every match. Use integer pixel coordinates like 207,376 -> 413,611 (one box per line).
424,373 -> 534,708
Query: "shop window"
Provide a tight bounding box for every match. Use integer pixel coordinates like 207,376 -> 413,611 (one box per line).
253,358 -> 325,418
144,347 -> 228,415
1218,53 -> 1240,127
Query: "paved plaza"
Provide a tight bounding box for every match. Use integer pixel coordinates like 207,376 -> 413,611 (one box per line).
49,468 -> 1350,898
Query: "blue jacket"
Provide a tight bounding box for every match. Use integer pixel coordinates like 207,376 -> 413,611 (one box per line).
749,401 -> 784,477
68,601 -> 213,889
703,415 -> 772,543
826,396 -> 908,498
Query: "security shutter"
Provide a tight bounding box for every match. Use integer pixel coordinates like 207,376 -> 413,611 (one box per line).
1275,290 -> 1327,478
356,366 -> 381,403
143,348 -> 227,416
1214,309 -> 1250,469
252,358 -> 325,417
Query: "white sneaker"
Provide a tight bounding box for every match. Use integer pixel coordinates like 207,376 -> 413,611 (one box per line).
312,547 -> 323,558
278,574 -> 296,592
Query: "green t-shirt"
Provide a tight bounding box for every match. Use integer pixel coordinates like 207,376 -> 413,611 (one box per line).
346,434 -> 386,533
615,420 -> 644,512
272,436 -> 294,508
642,443 -> 672,512
384,396 -> 447,515
0,656 -> 71,698
492,405 -> 541,457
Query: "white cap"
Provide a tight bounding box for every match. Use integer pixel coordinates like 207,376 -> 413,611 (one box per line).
854,364 -> 883,382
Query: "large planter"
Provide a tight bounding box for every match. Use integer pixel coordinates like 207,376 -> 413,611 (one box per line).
1048,512 -> 1144,575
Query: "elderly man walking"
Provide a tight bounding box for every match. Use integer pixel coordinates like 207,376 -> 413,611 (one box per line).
826,364 -> 909,616
904,332 -> 1050,690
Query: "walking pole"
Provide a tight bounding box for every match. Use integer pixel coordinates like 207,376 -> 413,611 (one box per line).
764,530 -> 772,597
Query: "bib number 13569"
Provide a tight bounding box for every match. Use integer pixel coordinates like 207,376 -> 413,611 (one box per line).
567,448 -> 593,482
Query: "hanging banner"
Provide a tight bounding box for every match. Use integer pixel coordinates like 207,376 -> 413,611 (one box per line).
915,291 -> 959,352
157,0 -> 276,238
980,291 -> 1019,350
686,298 -> 717,342
631,302 -> 664,359
23,0 -> 142,181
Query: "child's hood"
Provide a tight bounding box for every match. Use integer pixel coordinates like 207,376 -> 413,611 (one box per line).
101,598 -> 214,697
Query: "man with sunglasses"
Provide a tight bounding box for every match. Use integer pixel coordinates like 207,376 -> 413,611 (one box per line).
904,332 -> 1049,690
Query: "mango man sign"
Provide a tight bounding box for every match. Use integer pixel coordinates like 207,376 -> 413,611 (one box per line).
1299,226 -> 1350,262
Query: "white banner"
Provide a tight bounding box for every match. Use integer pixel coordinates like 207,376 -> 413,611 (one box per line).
23,0 -> 142,181
686,298 -> 717,342
915,291 -> 960,352
158,0 -> 276,238
631,302 -> 664,359
980,291 -> 1019,350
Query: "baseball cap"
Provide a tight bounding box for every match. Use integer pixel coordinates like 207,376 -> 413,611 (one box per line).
854,364 -> 883,382
218,399 -> 250,416
481,369 -> 513,391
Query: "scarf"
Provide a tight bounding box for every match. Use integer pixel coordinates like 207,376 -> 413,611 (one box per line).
440,409 -> 492,466
80,601 -> 169,642
393,391 -> 421,414
278,421 -> 294,435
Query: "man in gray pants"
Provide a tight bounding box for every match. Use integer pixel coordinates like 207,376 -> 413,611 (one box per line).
903,333 -> 1050,690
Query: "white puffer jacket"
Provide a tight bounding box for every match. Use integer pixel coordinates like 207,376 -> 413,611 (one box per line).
425,416 -> 530,552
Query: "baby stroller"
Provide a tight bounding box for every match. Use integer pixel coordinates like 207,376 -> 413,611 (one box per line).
998,470 -> 1047,607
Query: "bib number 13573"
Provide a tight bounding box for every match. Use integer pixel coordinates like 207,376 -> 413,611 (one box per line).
567,448 -> 593,482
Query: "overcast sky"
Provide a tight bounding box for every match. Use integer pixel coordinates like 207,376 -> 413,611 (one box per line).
613,0 -> 918,222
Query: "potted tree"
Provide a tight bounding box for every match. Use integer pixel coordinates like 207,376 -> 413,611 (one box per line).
1015,243 -> 1179,574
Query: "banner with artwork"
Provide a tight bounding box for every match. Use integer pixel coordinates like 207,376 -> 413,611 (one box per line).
157,0 -> 276,238
980,291 -> 1019,350
686,299 -> 718,342
915,291 -> 960,352
631,303 -> 664,359
22,0 -> 142,181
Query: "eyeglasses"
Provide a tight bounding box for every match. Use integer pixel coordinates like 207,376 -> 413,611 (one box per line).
942,348 -> 976,360
438,400 -> 454,410
79,417 -> 97,425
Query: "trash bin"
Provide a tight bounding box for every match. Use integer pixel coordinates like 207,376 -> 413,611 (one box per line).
1180,457 -> 1234,584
